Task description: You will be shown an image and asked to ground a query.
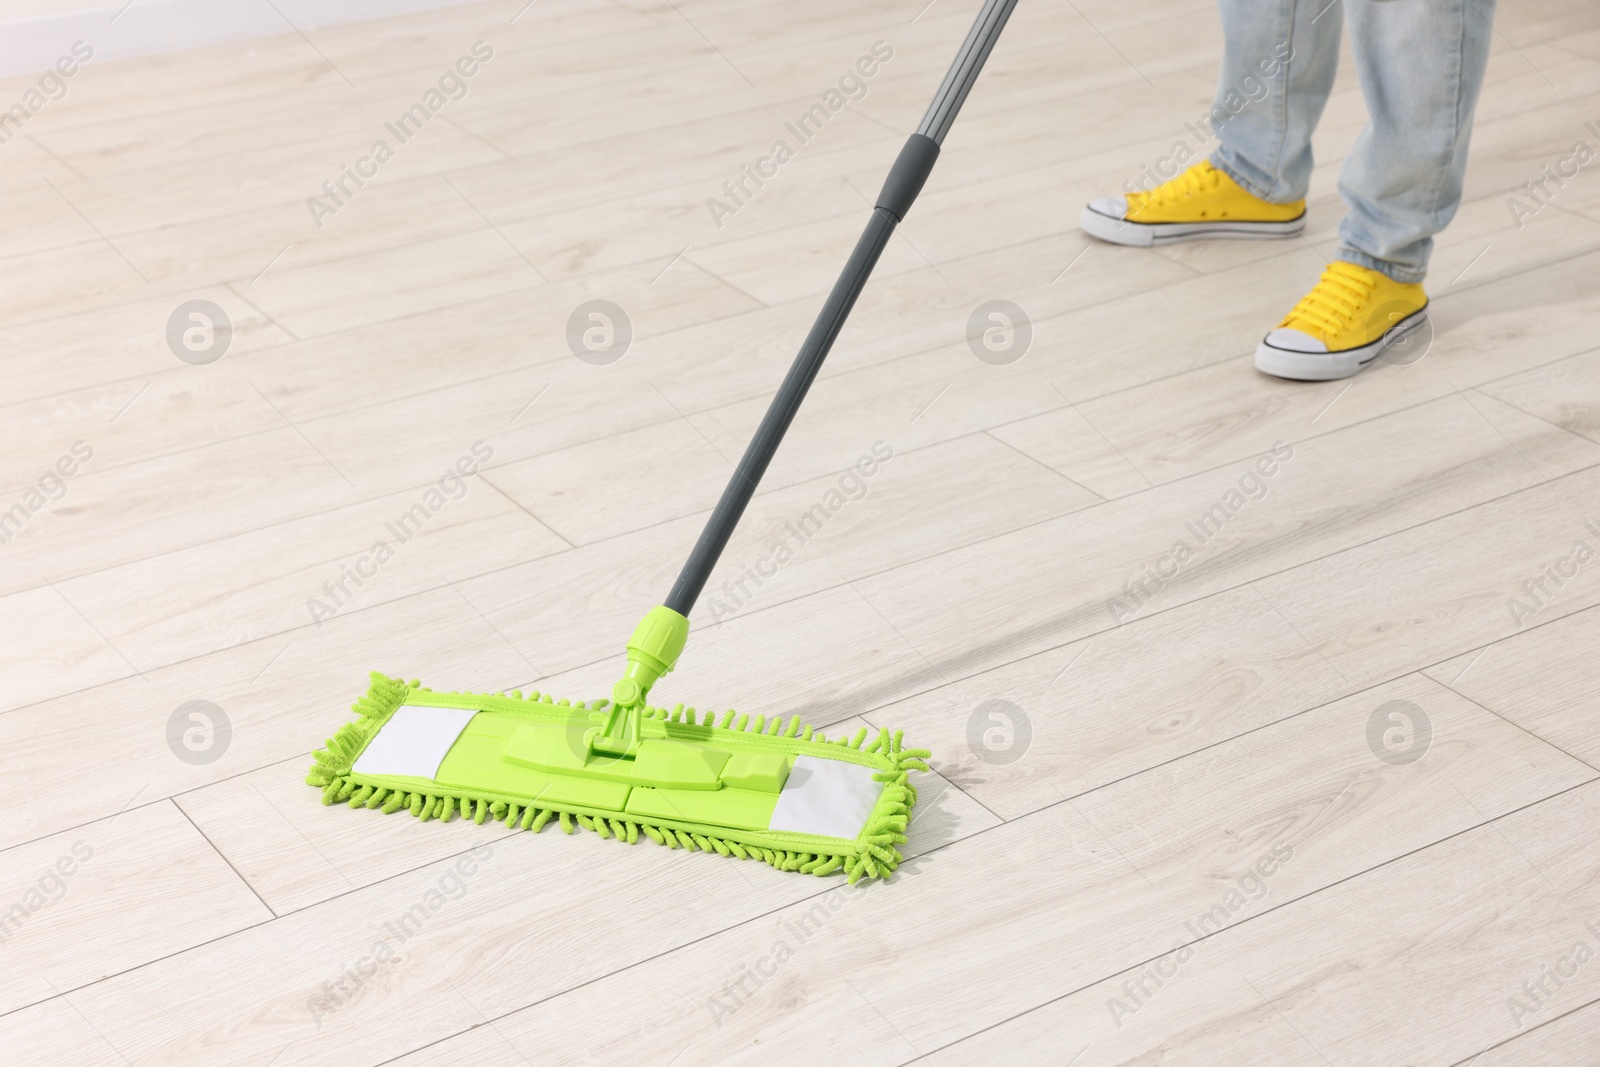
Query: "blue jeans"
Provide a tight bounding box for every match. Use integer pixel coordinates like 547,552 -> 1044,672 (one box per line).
1209,0 -> 1496,283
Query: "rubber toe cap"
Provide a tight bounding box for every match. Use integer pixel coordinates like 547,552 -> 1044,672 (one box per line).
1085,195 -> 1127,221
1263,327 -> 1327,353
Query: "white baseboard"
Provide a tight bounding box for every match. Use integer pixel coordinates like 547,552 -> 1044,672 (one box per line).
0,0 -> 481,77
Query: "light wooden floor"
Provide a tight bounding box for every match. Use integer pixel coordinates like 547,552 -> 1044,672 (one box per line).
5,0 -> 1600,1063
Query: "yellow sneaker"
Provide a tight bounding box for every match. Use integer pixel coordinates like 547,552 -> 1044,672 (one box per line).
1255,261 -> 1429,381
1081,161 -> 1306,246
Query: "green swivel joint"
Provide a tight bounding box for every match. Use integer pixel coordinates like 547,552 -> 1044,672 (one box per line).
592,606 -> 690,757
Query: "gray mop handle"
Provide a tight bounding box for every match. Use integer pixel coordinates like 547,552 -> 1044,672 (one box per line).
665,0 -> 1022,616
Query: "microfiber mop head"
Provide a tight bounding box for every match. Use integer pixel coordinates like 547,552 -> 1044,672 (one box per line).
307,673 -> 930,883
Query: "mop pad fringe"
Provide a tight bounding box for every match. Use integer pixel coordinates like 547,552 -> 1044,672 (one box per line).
307,673 -> 929,884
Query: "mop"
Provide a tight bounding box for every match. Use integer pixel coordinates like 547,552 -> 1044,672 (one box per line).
308,0 -> 1021,883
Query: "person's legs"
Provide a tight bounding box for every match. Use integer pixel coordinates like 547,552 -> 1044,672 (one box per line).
1209,0 -> 1344,204
1077,0 -> 1339,247
1336,0 -> 1496,282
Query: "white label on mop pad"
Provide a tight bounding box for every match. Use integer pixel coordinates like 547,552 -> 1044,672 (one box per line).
767,755 -> 883,840
351,705 -> 478,781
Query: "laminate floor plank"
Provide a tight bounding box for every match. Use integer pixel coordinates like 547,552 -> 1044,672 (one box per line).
863,584 -> 1352,821
999,248 -> 1600,490
176,713 -> 998,916
51,467 -> 569,669
1429,602 -> 1600,769
0,801 -> 272,1016
0,587 -> 540,854
1459,997 -> 1600,1067
927,780 -> 1600,1067
850,394 -> 1599,680
1257,464 -> 1600,689
329,673 -> 1589,1066
7,0 -> 1597,1063
1479,344 -> 1600,446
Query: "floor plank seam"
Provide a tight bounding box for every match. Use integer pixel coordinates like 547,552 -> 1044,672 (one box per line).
981,427 -> 1108,502
903,774 -> 1600,1065
9,11 -> 1587,275
12,174 -> 1595,476
6,630 -> 1593,1049
25,588 -> 1600,870
168,798 -> 280,920
11,734 -> 1595,1039
209,224 -> 1600,471
8,450 -> 1597,823
14,304 -> 1594,650
19,0 -> 1060,153
8,4 -> 1600,1061
352,772 -> 1600,1067
16,23 -> 1564,273
1472,339 -> 1600,394
0,823 -> 527,1022
710,453 -> 1600,675
1476,386 -> 1600,449
10,62 -> 1581,361
225,280 -> 300,345
1445,991 -> 1600,1066
474,472 -> 576,550
1428,673 -> 1600,775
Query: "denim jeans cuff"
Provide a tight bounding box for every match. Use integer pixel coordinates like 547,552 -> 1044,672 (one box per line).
1336,247 -> 1426,285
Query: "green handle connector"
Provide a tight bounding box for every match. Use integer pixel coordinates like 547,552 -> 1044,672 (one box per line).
590,605 -> 690,758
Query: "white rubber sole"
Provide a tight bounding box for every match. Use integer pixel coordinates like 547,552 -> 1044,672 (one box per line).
1079,202 -> 1306,247
1253,305 -> 1430,381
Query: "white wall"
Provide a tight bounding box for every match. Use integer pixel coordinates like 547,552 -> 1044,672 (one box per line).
0,0 -> 480,77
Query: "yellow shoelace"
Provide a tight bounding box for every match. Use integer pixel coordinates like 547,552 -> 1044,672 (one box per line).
1127,161 -> 1221,212
1281,262 -> 1378,339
